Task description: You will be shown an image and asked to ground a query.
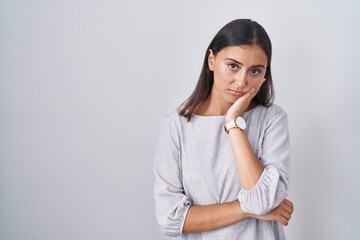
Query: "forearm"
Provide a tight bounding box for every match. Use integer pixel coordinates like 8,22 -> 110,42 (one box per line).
228,128 -> 264,189
182,200 -> 249,234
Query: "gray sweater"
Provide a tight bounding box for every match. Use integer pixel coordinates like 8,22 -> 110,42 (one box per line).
153,104 -> 290,240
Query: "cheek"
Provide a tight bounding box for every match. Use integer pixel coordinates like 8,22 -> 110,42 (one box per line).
214,65 -> 232,82
248,77 -> 264,88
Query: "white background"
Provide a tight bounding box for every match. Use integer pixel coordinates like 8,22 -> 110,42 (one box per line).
1,0 -> 360,239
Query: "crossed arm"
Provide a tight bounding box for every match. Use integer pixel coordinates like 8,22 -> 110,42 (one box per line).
183,198 -> 293,234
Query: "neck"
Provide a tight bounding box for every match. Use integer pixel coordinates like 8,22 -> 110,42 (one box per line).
194,91 -> 231,116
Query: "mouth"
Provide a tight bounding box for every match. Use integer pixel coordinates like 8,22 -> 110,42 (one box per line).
228,89 -> 245,97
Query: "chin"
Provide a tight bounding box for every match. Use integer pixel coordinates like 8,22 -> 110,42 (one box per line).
223,96 -> 237,104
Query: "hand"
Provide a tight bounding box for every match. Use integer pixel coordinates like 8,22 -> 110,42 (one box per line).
253,199 -> 294,226
225,81 -> 264,122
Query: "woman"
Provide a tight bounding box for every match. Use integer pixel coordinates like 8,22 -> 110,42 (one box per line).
154,19 -> 294,240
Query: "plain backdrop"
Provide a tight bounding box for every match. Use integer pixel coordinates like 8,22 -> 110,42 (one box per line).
1,0 -> 360,239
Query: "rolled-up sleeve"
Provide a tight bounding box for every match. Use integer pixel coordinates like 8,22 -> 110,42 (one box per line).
153,116 -> 191,237
238,106 -> 290,215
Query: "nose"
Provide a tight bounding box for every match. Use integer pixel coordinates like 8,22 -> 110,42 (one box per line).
235,70 -> 247,88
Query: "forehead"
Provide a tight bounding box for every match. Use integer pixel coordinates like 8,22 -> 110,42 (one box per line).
217,45 -> 268,64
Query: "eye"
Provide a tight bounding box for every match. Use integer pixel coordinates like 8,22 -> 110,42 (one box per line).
250,68 -> 261,75
228,63 -> 238,71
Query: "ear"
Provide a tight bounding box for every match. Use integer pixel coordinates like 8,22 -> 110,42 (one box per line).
208,49 -> 215,71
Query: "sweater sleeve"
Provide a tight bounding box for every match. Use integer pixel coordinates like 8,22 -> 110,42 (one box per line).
238,106 -> 290,215
153,115 -> 191,237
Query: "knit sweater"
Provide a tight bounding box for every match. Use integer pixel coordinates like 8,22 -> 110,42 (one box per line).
154,104 -> 290,240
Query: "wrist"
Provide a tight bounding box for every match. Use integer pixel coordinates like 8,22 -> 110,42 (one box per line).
225,115 -> 236,122
224,116 -> 246,133
235,201 -> 253,220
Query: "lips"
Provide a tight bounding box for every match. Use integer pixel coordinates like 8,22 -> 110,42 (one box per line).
228,89 -> 245,96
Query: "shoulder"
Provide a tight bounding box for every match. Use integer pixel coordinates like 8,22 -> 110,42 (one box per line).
162,111 -> 186,126
267,104 -> 287,117
252,104 -> 286,114
245,104 -> 288,127
159,111 -> 187,137
252,104 -> 287,118
262,104 -> 289,128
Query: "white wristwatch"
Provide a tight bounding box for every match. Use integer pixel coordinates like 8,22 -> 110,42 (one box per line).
224,116 -> 246,133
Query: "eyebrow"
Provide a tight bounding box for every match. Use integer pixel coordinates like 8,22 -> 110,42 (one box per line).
225,58 -> 266,68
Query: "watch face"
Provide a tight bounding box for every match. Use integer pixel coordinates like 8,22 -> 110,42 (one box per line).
236,117 -> 246,130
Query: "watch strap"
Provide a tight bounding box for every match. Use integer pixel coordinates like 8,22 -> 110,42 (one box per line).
224,118 -> 237,133
224,116 -> 246,133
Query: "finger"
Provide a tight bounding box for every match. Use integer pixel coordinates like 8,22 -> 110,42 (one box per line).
283,199 -> 294,213
247,86 -> 260,99
259,79 -> 265,88
276,214 -> 287,226
281,203 -> 293,215
280,209 -> 291,220
255,82 -> 263,92
252,82 -> 264,97
241,80 -> 264,99
283,199 -> 293,208
280,216 -> 289,226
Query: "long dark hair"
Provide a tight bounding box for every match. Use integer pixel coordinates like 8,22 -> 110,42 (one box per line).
179,19 -> 274,121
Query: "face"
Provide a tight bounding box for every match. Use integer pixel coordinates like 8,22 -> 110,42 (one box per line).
208,44 -> 268,105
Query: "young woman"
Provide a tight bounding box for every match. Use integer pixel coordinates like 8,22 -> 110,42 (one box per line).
154,19 -> 293,240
